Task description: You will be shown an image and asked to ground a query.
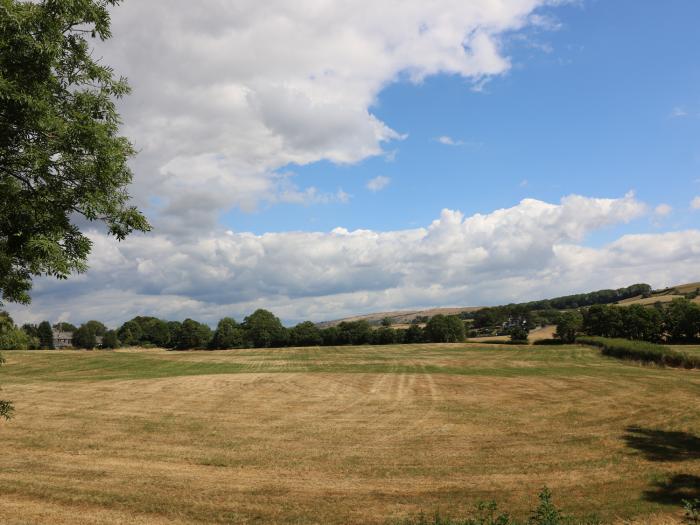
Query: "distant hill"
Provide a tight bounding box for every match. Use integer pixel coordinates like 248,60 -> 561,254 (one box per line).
616,282 -> 700,306
318,282 -> 700,327
316,306 -> 482,328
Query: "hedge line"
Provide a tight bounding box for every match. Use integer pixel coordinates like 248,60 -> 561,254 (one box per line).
577,336 -> 700,369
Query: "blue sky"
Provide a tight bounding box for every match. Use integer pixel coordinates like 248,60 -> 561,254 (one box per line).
9,0 -> 700,327
225,0 -> 700,241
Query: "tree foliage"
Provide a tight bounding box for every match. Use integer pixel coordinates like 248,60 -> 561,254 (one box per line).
243,309 -> 288,348
425,315 -> 465,343
210,317 -> 244,349
37,320 -> 53,348
172,319 -> 212,350
0,0 -> 149,305
555,311 -> 582,344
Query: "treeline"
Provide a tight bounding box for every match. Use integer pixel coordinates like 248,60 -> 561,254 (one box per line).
555,298 -> 700,343
8,310 -> 470,350
465,283 -> 652,329
115,311 -> 468,350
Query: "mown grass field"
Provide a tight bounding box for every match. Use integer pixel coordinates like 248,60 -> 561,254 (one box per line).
0,344 -> 698,524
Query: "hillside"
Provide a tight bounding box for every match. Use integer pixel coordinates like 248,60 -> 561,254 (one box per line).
318,282 -> 700,327
617,282 -> 700,306
316,306 -> 482,328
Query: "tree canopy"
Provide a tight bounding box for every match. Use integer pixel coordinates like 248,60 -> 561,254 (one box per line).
0,0 -> 149,305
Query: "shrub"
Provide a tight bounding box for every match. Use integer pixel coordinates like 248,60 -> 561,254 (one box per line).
684,499 -> 700,525
509,326 -> 529,343
533,338 -> 564,346
393,488 -> 601,525
577,336 -> 700,369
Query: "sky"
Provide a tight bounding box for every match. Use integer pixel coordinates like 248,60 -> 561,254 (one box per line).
8,0 -> 700,327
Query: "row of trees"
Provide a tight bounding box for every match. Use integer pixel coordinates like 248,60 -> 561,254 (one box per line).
555,299 -> 700,343
10,297 -> 699,351
114,311 -> 468,350
465,284 -> 653,330
12,310 -> 471,350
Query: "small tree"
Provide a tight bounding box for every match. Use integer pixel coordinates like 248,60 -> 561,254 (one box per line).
555,311 -> 582,344
509,325 -> 529,343
37,321 -> 54,349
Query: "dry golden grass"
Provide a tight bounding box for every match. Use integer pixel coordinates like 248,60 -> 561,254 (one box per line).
467,325 -> 556,343
0,344 -> 698,524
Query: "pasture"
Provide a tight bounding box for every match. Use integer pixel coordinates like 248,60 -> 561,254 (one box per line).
0,344 -> 698,524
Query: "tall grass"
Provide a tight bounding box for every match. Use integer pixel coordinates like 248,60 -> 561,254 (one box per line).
577,336 -> 700,369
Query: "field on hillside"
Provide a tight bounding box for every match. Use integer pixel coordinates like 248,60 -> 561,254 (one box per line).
0,344 -> 698,524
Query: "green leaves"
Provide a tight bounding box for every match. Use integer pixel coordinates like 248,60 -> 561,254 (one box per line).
0,0 -> 149,304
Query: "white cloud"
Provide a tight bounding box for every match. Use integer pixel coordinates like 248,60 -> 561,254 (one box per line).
91,0 -> 566,230
435,135 -> 464,146
654,203 -> 672,217
692,196 -> 700,210
367,176 -> 391,192
12,193 -> 690,329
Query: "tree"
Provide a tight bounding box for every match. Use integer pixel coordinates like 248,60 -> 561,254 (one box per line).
101,330 -> 120,349
289,321 -> 322,347
425,315 -> 465,343
117,319 -> 142,346
0,0 -> 150,305
403,324 -> 424,344
380,317 -> 392,327
243,309 -> 288,348
137,317 -> 171,347
53,322 -> 77,332
21,323 -> 38,338
0,311 -> 33,349
37,320 -> 54,349
321,326 -> 340,346
172,319 -> 212,350
619,304 -> 663,341
72,323 -> 97,349
665,298 -> 700,342
509,325 -> 529,343
210,317 -> 244,349
336,320 -> 371,345
555,311 -> 582,344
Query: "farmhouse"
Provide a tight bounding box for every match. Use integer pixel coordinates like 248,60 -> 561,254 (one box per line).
52,330 -> 73,349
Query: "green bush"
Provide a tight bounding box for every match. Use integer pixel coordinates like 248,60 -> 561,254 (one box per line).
533,339 -> 564,346
577,336 -> 700,369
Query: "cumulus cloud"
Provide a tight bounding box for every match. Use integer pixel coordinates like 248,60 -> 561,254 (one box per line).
367,176 -> 391,192
92,0 -> 567,230
692,196 -> 700,210
13,192 -> 697,329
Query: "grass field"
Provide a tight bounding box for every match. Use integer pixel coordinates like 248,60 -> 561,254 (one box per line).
0,344 -> 698,524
